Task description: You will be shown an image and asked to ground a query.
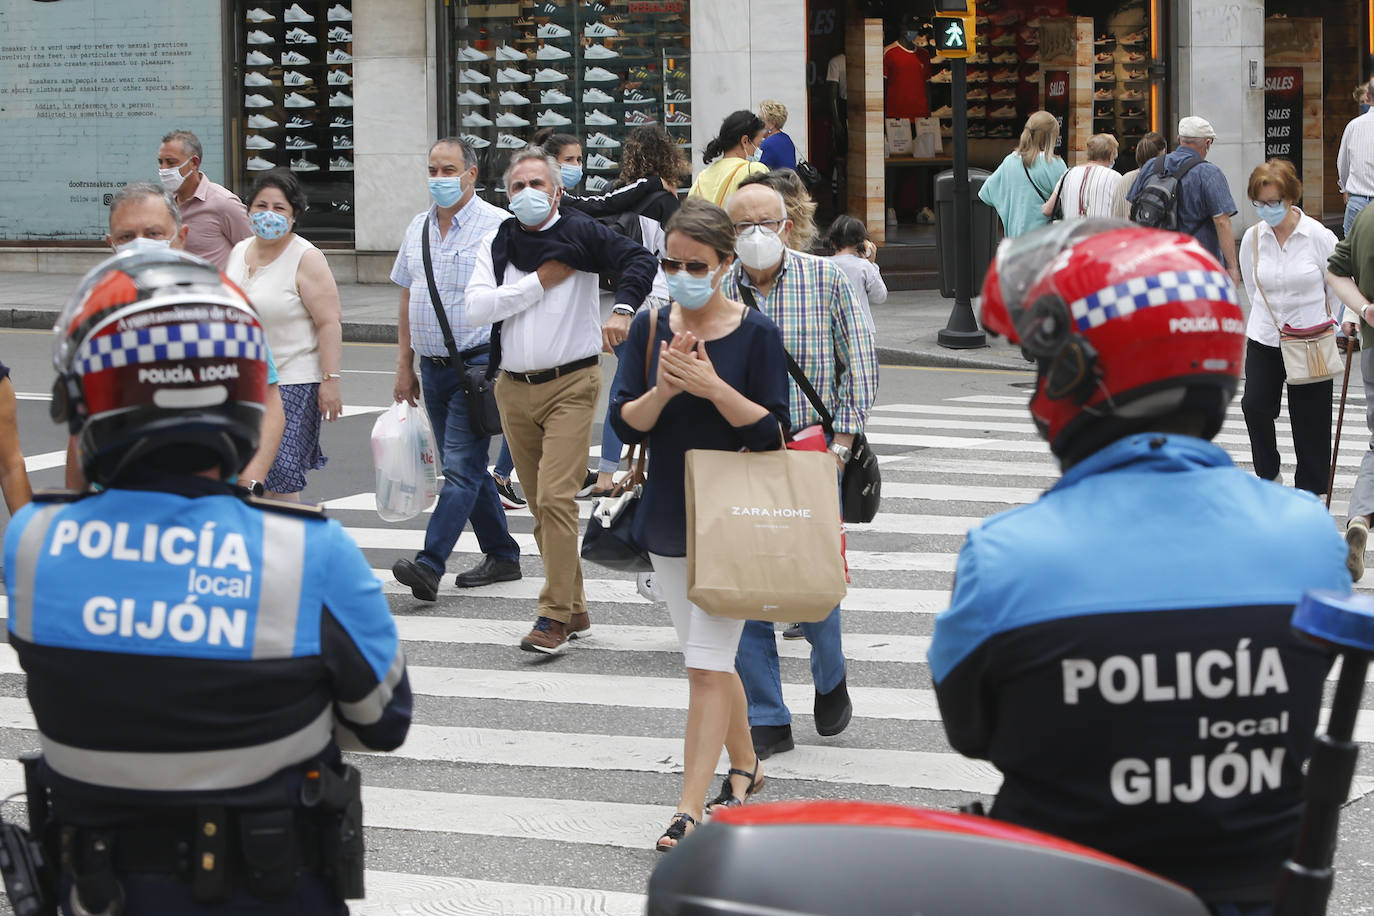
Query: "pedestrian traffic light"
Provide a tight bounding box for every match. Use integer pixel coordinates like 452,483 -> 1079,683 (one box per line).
933,14 -> 976,57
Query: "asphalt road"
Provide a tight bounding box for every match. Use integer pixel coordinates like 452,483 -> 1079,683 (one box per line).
0,330 -> 1371,914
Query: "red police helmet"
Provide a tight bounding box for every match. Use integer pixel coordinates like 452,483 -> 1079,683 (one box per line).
52,248 -> 268,485
981,220 -> 1244,465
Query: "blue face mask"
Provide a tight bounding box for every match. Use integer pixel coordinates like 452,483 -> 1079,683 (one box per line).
429,176 -> 465,208
249,210 -> 291,240
1254,201 -> 1288,228
509,186 -> 554,226
904,30 -> 919,42
666,263 -> 722,310
746,142 -> 762,163
560,164 -> 583,189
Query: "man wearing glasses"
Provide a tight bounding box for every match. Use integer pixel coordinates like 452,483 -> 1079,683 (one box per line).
723,180 -> 878,759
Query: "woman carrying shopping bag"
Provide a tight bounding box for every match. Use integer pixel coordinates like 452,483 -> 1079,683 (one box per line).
609,198 -> 791,851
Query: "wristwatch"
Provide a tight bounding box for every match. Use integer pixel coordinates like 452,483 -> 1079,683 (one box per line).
611,304 -> 636,317
829,442 -> 853,463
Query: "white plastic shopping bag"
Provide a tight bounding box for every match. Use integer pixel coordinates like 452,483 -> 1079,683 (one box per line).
371,401 -> 441,522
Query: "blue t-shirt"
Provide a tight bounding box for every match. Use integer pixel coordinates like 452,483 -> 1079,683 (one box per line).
1128,147 -> 1237,263
760,131 -> 797,171
609,305 -> 792,556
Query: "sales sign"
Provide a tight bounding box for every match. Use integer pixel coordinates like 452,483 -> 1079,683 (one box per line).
0,0 -> 225,240
1045,70 -> 1069,161
1264,67 -> 1303,178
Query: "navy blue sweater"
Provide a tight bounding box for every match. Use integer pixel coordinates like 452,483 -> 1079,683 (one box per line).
609,305 -> 791,556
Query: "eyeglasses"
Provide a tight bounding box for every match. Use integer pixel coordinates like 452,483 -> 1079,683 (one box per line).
1252,199 -> 1284,208
733,219 -> 785,234
660,257 -> 715,276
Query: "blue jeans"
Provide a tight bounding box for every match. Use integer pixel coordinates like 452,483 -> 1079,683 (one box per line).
735,478 -> 847,726
417,358 -> 519,575
1345,194 -> 1371,236
597,340 -> 627,474
495,438 -> 514,480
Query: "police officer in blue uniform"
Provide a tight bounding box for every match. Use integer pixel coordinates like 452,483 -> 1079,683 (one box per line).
3,249 -> 411,914
929,221 -> 1350,915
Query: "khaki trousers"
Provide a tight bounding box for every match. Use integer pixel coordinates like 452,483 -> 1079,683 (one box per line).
495,364 -> 601,623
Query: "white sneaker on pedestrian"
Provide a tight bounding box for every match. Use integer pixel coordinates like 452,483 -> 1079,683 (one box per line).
1347,517 -> 1368,581
636,571 -> 664,603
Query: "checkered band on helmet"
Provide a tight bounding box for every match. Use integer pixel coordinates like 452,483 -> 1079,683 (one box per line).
980,220 -> 1245,463
54,249 -> 268,484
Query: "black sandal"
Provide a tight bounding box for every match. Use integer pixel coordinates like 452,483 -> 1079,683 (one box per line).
704,757 -> 765,815
656,812 -> 696,851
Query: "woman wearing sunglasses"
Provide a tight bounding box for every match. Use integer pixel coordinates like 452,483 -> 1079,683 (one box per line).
609,198 -> 792,851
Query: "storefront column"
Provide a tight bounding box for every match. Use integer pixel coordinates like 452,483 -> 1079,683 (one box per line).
1174,0 -> 1265,234
845,11 -> 884,244
354,0 -> 437,274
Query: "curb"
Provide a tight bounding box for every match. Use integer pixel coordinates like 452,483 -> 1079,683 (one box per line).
876,343 -> 1032,372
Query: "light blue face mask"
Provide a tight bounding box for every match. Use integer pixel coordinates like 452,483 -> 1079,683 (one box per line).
429,176 -> 465,208
1254,201 -> 1288,228
560,164 -> 583,189
666,263 -> 722,310
746,142 -> 762,163
509,186 -> 554,226
249,209 -> 291,240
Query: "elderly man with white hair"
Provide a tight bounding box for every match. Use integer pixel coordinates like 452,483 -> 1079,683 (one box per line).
1127,115 -> 1241,284
722,180 -> 878,759
466,147 -> 658,655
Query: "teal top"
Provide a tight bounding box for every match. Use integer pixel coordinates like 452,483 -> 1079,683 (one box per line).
979,151 -> 1068,239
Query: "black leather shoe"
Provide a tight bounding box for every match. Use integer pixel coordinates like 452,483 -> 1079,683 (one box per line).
814,676 -> 853,737
392,558 -> 440,602
455,556 -> 522,588
751,723 -> 794,760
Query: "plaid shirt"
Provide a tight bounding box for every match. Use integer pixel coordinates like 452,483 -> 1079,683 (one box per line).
730,250 -> 878,434
391,197 -> 510,357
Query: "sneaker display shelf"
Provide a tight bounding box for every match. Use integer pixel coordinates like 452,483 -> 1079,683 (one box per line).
239,0 -> 355,237
451,1 -> 691,206
1090,8 -> 1153,156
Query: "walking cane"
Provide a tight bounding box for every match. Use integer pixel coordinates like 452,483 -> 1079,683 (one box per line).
1328,336 -> 1359,508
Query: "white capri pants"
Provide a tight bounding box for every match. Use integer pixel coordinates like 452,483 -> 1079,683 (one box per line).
649,553 -> 745,672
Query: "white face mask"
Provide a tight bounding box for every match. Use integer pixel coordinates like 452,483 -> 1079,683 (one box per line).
158,160 -> 193,193
114,236 -> 172,254
735,224 -> 786,270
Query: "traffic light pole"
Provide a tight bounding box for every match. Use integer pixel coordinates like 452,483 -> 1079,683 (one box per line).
937,56 -> 987,350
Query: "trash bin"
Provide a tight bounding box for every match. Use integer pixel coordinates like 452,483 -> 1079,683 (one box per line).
934,168 -> 998,299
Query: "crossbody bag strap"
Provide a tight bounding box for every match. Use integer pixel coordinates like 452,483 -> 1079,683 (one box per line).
420,222 -> 466,374
737,281 -> 835,436
714,161 -> 749,207
1023,160 -> 1049,202
1250,229 -> 1285,335
627,306 -> 658,485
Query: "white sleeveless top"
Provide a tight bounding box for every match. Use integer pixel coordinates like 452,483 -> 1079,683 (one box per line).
226,234 -> 320,385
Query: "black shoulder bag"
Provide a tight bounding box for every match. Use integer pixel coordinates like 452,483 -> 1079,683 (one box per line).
738,284 -> 881,524
420,223 -> 503,437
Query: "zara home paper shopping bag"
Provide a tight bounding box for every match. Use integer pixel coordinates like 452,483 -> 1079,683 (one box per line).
685,448 -> 847,622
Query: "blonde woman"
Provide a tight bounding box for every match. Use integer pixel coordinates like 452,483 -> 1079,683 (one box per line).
1043,133 -> 1121,221
758,99 -> 797,170
977,110 -> 1067,238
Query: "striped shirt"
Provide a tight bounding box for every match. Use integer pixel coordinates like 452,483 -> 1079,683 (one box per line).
391,197 -> 510,358
1056,163 -> 1122,221
1337,110 -> 1374,197
729,250 -> 878,435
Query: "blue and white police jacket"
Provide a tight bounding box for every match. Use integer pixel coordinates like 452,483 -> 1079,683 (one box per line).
3,475 -> 410,819
928,433 -> 1350,903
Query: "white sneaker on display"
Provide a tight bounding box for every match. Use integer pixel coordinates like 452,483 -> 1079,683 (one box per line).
537,22 -> 571,38
244,93 -> 273,108
582,88 -> 614,103
247,113 -> 279,129
281,50 -> 311,65
458,45 -> 489,61
584,67 -> 618,82
536,44 -> 572,60
533,68 -> 568,83
583,109 -> 615,126
540,88 -> 572,104
246,8 -> 275,23
459,68 -> 490,83
585,131 -> 620,148
246,156 -> 276,170
245,135 -> 276,150
283,70 -> 313,86
461,133 -> 491,148
330,116 -> 353,128
536,109 -> 571,126
584,43 -> 618,59
328,27 -> 353,42
246,30 -> 273,45
497,67 -> 532,83
284,3 -> 314,23
462,111 -> 494,127
245,50 -> 273,65
496,44 -> 527,61
586,152 -> 619,170
496,133 -> 527,149
584,22 -> 618,37
495,111 -> 531,127
285,27 -> 317,44
498,90 -> 531,105
285,136 -> 317,150
284,92 -> 316,108
333,136 -> 353,149
327,49 -> 353,63
286,115 -> 314,129
328,4 -> 352,20
244,72 -> 272,87
585,175 -> 611,193
457,90 -> 489,106
330,156 -> 354,170
290,156 -> 320,171
328,70 -> 352,85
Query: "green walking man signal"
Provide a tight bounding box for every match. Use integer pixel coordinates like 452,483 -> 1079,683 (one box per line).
933,15 -> 977,57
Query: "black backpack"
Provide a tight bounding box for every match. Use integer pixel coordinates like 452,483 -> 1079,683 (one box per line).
1129,154 -> 1203,231
596,189 -> 675,291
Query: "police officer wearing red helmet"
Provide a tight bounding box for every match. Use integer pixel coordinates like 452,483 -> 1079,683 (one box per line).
928,220 -> 1349,913
2,248 -> 410,914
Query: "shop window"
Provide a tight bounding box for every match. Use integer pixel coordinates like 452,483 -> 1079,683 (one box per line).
445,0 -> 691,200
239,1 -> 356,240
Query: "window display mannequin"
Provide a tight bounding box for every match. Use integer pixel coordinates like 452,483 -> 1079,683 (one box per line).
883,16 -> 931,121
